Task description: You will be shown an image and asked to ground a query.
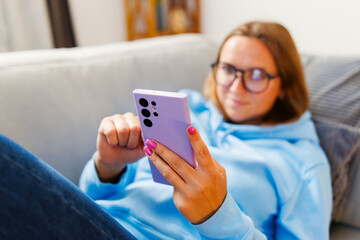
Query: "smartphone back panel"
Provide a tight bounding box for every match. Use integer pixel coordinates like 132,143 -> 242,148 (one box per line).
133,89 -> 195,185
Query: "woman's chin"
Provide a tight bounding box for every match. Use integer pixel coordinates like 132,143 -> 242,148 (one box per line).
225,112 -> 264,125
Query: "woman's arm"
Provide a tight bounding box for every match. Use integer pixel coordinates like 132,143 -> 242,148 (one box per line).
195,192 -> 268,239
79,154 -> 140,200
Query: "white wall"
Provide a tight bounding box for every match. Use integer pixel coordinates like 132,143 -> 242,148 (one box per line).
0,0 -> 53,52
201,0 -> 360,56
69,0 -> 360,55
68,0 -> 126,46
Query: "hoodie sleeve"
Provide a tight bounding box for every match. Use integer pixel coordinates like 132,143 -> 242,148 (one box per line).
194,193 -> 267,240
78,152 -> 138,200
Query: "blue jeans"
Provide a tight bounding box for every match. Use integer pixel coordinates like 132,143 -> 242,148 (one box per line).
0,134 -> 136,240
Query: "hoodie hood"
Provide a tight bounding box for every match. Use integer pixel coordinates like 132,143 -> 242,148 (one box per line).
182,89 -> 319,144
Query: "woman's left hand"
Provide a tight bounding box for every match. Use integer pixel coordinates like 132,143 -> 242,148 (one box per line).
144,126 -> 227,224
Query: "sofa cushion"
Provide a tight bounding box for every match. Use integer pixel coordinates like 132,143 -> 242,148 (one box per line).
302,55 -> 360,127
330,223 -> 360,240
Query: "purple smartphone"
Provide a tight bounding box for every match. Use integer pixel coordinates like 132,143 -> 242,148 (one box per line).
133,89 -> 196,185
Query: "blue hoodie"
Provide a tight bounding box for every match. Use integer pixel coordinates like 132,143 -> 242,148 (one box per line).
79,89 -> 332,239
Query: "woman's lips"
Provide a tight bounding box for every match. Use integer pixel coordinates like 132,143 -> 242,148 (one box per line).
228,98 -> 249,108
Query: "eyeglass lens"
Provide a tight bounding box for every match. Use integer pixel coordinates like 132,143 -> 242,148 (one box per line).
215,63 -> 269,93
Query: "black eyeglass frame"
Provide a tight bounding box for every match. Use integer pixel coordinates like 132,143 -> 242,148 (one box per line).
211,61 -> 280,93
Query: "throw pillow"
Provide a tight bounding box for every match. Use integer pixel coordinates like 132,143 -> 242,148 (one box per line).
313,118 -> 360,222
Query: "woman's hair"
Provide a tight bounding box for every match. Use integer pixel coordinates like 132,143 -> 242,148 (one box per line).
204,21 -> 309,124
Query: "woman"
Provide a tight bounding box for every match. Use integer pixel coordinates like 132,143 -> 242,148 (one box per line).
83,21 -> 332,239
0,21 -> 332,239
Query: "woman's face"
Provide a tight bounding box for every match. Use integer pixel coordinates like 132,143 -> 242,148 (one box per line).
216,36 -> 282,124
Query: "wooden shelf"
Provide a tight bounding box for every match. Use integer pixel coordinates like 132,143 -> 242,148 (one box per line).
124,0 -> 200,41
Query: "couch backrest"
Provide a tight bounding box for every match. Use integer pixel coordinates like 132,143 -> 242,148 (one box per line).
0,34 -> 218,184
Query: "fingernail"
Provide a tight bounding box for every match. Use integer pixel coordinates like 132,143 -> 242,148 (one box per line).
145,139 -> 157,149
144,146 -> 153,156
188,126 -> 196,135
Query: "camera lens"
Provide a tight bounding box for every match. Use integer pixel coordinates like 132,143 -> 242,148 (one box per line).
153,112 -> 158,117
141,109 -> 151,117
139,98 -> 148,107
151,101 -> 156,106
144,119 -> 153,127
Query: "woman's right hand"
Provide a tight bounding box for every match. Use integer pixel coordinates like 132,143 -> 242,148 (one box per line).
95,113 -> 145,183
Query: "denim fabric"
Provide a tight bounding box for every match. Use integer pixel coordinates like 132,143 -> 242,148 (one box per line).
0,134 -> 135,240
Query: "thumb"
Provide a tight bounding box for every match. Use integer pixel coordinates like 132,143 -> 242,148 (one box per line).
186,126 -> 213,170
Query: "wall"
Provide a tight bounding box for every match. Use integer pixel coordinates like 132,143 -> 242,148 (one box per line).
68,0 -> 126,46
0,0 -> 53,52
201,0 -> 360,56
2,0 -> 358,55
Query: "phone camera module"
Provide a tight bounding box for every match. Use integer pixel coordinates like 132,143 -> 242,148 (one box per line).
139,98 -> 149,107
141,109 -> 151,117
144,119 -> 153,127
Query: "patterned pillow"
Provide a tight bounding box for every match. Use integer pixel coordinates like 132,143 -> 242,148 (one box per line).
313,118 -> 360,223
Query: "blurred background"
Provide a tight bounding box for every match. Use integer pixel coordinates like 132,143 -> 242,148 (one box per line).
0,0 -> 359,55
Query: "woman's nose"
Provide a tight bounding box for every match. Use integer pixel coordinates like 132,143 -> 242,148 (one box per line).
229,73 -> 247,93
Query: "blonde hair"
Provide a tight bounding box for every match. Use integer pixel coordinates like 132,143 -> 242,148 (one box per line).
204,21 -> 309,124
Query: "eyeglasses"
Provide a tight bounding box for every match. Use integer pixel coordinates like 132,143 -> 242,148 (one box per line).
211,62 -> 280,93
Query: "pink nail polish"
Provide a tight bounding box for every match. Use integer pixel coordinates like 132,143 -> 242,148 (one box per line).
145,139 -> 157,149
188,126 -> 196,135
144,146 -> 153,156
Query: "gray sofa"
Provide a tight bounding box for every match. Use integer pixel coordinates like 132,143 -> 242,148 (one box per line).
0,34 -> 359,239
